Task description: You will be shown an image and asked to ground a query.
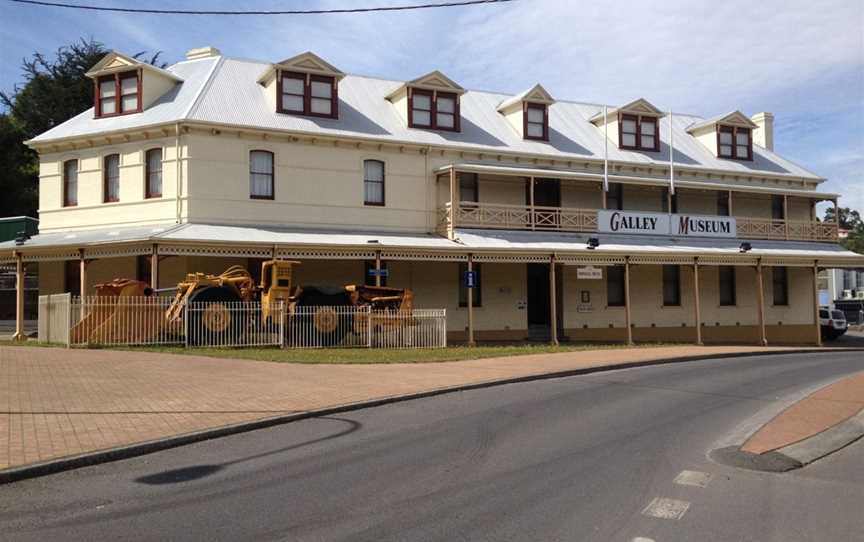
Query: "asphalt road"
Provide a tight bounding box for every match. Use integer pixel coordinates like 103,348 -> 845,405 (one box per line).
1,352 -> 863,542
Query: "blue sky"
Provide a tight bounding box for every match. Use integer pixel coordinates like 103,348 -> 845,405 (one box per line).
1,0 -> 862,213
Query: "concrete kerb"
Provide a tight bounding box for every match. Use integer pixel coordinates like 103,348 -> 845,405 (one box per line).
2,347 -> 862,485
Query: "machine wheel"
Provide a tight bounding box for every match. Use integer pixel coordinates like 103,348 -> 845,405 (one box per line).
293,286 -> 353,347
186,286 -> 243,346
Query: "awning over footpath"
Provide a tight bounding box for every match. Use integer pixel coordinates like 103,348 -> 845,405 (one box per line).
1,222 -> 861,268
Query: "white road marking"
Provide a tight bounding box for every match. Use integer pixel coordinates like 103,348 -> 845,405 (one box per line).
674,469 -> 712,488
632,538 -> 655,542
642,497 -> 690,520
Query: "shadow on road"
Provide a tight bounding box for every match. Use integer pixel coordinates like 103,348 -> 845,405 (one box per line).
135,416 -> 362,485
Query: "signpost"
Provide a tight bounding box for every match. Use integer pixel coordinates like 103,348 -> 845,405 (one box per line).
367,268 -> 389,278
464,271 -> 477,288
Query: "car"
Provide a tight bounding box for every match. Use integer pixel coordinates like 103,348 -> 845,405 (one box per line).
819,307 -> 848,340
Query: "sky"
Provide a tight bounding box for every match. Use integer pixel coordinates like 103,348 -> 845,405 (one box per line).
1,0 -> 862,213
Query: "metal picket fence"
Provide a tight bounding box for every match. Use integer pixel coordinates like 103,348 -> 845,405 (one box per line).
41,296 -> 447,349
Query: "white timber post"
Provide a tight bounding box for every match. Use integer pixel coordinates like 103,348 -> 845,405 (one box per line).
813,261 -> 822,347
467,253 -> 475,347
693,258 -> 702,346
549,253 -> 558,346
13,251 -> 26,341
529,176 -> 536,230
756,259 -> 767,346
375,250 -> 382,287
624,256 -> 633,345
78,249 -> 88,298
448,166 -> 457,240
150,243 -> 159,289
783,194 -> 789,240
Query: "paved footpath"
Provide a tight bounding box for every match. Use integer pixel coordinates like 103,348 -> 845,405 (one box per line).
0,344 -> 854,474
742,370 -> 864,454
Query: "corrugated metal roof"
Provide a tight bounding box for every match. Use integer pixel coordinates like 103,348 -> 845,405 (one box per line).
30,55 -> 821,182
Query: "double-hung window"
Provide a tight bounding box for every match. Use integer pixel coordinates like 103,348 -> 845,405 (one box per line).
145,148 -> 162,198
663,265 -> 681,306
103,154 -> 120,203
524,103 -> 548,141
96,71 -> 140,118
250,150 -> 274,199
718,126 -> 752,160
278,71 -> 338,118
607,183 -> 623,210
459,172 -> 479,206
364,160 -> 385,206
717,191 -> 731,216
410,89 -> 459,131
63,159 -> 78,207
620,114 -> 659,151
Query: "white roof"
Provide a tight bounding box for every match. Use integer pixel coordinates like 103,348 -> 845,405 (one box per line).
3,223 -> 862,267
30,55 -> 821,181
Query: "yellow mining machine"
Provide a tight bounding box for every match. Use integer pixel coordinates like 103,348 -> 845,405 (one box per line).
71,260 -> 413,346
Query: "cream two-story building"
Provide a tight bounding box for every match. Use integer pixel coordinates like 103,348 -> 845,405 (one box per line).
3,46 -> 863,344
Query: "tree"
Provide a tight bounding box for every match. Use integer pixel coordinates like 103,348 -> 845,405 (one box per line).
825,206 -> 864,255
0,38 -> 165,218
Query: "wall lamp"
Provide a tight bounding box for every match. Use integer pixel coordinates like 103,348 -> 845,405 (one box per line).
587,237 -> 600,250
739,242 -> 752,253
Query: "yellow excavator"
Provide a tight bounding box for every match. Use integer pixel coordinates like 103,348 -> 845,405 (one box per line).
71,260 -> 414,346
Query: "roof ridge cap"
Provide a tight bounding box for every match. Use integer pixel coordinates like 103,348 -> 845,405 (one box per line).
182,55 -> 224,120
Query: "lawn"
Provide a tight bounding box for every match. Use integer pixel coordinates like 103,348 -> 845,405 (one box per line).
1,340 -> 671,364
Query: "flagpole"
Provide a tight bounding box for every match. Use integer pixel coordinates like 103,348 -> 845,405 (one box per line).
669,109 -> 675,196
603,105 -> 609,193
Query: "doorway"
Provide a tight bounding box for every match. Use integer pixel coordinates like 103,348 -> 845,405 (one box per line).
526,263 -> 563,341
527,178 -> 561,207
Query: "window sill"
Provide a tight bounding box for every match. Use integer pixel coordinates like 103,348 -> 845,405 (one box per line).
364,202 -> 386,207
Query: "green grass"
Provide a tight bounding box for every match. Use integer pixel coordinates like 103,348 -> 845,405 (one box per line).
2,340 -> 673,364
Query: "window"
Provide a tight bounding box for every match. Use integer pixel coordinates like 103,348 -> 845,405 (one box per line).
364,159 -> 385,206
524,103 -> 548,141
145,148 -> 162,198
96,71 -> 140,118
364,261 -> 388,287
663,265 -> 681,306
771,195 -> 785,220
278,71 -> 338,118
249,150 -> 274,200
63,159 -> 78,207
65,260 -> 81,297
772,266 -> 789,306
719,266 -> 736,306
662,188 -> 678,213
607,266 -> 626,307
409,89 -> 460,131
717,191 -> 730,216
619,114 -> 659,151
103,154 -> 120,203
459,172 -> 479,204
458,262 -> 481,307
717,126 -> 752,160
607,183 -> 623,210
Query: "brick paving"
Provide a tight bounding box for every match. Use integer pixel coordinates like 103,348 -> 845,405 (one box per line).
0,344 -> 846,472
742,371 -> 864,454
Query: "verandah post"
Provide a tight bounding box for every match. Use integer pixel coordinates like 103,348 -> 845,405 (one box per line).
549,253 -> 558,346
12,251 -> 26,341
624,256 -> 633,345
693,258 -> 702,345
467,253 -> 475,346
756,259 -> 767,346
813,261 -> 822,347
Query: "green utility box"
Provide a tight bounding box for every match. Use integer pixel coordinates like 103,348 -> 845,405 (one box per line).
0,216 -> 38,243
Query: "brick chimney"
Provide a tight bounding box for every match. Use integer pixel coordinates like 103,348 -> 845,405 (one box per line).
751,112 -> 774,151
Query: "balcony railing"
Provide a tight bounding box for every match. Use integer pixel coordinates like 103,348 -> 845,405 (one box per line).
441,202 -> 839,242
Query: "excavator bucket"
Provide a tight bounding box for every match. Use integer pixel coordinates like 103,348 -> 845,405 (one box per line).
70,279 -> 170,345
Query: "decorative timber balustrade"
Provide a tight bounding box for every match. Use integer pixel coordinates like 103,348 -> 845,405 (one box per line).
440,202 -> 839,242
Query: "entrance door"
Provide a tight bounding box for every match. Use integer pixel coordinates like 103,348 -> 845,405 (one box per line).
527,179 -> 561,229
526,263 -> 563,340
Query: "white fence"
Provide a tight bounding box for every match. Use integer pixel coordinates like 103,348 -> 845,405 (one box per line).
38,295 -> 447,349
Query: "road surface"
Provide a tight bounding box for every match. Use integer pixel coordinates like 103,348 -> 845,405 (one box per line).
1,351 -> 862,541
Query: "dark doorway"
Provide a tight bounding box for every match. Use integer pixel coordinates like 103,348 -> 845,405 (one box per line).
526,263 -> 563,341
526,178 -> 561,207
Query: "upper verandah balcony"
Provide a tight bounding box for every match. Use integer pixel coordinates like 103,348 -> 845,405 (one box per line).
436,164 -> 840,243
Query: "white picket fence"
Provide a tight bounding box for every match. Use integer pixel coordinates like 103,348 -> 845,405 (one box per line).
38,295 -> 447,349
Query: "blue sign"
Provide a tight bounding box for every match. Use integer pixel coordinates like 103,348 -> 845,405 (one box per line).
464,271 -> 477,288
367,268 -> 389,277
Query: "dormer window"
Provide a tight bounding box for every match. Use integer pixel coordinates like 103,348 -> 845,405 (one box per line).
718,126 -> 752,160
620,114 -> 658,151
409,89 -> 459,131
96,71 -> 141,118
258,52 -> 345,120
524,103 -> 548,140
277,72 -> 338,118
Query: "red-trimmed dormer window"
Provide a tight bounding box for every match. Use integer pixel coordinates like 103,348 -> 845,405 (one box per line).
408,89 -> 460,132
717,126 -> 752,161
95,71 -> 141,118
277,71 -> 338,119
524,102 -> 548,141
619,114 -> 659,152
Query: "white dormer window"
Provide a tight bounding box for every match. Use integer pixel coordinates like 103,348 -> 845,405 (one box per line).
409,89 -> 459,131
590,98 -> 664,152
718,126 -> 752,160
686,111 -> 757,162
497,84 -> 554,142
525,103 -> 548,140
96,71 -> 140,117
86,51 -> 183,119
258,52 -> 345,121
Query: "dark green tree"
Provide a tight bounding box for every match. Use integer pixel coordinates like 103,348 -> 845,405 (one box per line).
824,206 -> 864,254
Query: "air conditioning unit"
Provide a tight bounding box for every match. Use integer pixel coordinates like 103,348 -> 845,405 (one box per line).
842,289 -> 853,299
856,290 -> 864,300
